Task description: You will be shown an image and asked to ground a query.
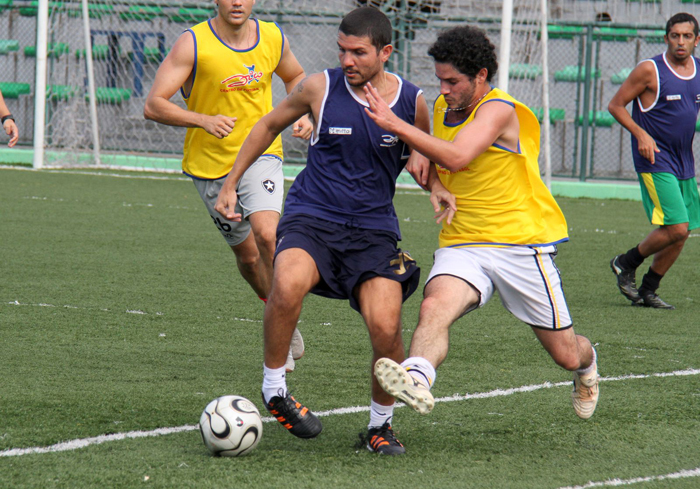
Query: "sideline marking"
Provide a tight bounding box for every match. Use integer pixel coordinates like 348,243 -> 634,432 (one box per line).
1,368 -> 698,458
558,467 -> 700,488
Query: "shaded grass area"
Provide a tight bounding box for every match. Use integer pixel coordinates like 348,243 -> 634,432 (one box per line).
1,169 -> 698,488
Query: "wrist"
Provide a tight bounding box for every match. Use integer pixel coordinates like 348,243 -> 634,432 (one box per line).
1,114 -> 14,125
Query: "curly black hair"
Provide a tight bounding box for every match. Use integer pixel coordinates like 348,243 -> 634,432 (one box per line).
428,26 -> 498,82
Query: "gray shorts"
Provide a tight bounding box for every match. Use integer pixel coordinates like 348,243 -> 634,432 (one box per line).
192,155 -> 284,246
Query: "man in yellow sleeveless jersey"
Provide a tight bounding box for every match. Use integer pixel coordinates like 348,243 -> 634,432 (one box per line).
365,26 -> 600,422
144,0 -> 312,371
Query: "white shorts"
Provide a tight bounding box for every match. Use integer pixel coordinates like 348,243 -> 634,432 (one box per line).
192,155 -> 284,247
426,246 -> 572,330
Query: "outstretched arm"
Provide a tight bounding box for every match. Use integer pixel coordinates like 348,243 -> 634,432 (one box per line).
364,82 -> 513,172
214,73 -> 324,221
143,32 -> 236,139
608,60 -> 659,164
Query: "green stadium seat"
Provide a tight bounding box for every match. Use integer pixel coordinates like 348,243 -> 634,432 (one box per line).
168,7 -> 213,24
66,4 -> 114,19
76,45 -> 120,61
0,82 -> 31,99
695,119 -> 700,132
0,39 -> 20,55
642,29 -> 666,43
119,5 -> 163,21
128,47 -> 168,63
611,68 -> 633,85
48,85 -> 77,102
554,65 -> 601,82
575,111 -> 616,127
86,87 -> 132,104
509,63 -> 543,80
530,107 -> 566,124
0,0 -> 13,12
595,27 -> 637,42
19,1 -> 64,16
24,43 -> 70,58
540,25 -> 584,40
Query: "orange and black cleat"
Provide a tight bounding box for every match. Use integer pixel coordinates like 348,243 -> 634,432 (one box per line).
262,390 -> 322,439
361,420 -> 405,455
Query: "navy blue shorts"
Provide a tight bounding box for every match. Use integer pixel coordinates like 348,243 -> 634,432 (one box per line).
275,213 -> 420,312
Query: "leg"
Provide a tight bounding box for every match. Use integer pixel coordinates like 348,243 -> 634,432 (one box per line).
374,275 -> 479,415
532,327 -> 599,419
230,231 -> 267,298
247,209 -> 280,297
638,223 -> 689,270
355,277 -> 406,407
260,247 -> 323,439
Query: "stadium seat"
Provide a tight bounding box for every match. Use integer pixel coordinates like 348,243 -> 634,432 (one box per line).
19,1 -> 64,16
167,7 -> 213,24
66,4 -> 114,19
49,85 -> 77,102
611,68 -> 632,85
119,5 -> 164,22
24,43 -> 70,58
575,111 -> 616,127
595,27 -> 636,42
509,63 -> 543,80
0,0 -> 13,13
127,47 -> 168,63
87,87 -> 132,105
540,25 -> 584,40
76,45 -> 119,61
0,39 -> 19,55
530,107 -> 566,124
0,81 -> 31,99
554,65 -> 601,82
643,29 -> 666,43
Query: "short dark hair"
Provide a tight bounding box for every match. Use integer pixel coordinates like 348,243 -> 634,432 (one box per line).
339,7 -> 393,52
666,12 -> 699,36
428,26 -> 498,82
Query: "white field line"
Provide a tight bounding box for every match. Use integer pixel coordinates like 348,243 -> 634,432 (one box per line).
558,467 -> 700,488
1,368 -> 698,459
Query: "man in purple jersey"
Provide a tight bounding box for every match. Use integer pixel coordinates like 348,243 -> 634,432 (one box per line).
215,7 -> 431,454
608,12 -> 700,310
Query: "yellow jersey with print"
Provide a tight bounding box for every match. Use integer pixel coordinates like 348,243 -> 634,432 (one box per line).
433,87 -> 568,248
182,18 -> 284,180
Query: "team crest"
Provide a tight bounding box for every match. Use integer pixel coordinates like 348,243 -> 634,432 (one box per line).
221,64 -> 264,88
262,179 -> 276,194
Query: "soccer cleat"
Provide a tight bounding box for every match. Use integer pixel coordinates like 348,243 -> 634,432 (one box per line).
290,327 -> 305,360
374,358 -> 435,415
284,348 -> 295,373
262,390 -> 322,439
637,290 -> 675,310
610,255 -> 642,303
572,363 -> 600,420
361,421 -> 405,455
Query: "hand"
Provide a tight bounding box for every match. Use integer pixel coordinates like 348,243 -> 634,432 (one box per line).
3,119 -> 18,148
292,114 -> 313,140
214,176 -> 242,221
406,151 -> 430,190
430,186 -> 457,225
363,82 -> 399,132
202,114 -> 237,139
636,130 -> 660,164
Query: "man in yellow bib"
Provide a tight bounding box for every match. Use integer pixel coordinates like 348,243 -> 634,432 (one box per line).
365,26 -> 600,421
144,0 -> 312,371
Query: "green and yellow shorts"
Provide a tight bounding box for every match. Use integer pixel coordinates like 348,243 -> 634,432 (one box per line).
638,172 -> 700,230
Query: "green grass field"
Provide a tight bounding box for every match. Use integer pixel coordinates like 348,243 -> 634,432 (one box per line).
1,167 -> 698,488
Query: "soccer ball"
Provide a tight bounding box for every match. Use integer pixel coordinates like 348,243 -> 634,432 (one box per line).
199,395 -> 263,457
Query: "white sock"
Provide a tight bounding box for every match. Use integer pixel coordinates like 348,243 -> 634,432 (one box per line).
576,347 -> 597,376
402,356 -> 437,389
262,364 -> 287,404
368,400 -> 394,429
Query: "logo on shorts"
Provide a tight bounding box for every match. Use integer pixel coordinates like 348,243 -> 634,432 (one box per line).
262,179 -> 276,194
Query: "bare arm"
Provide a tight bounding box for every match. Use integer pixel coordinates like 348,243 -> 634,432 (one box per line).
364,82 -> 515,172
404,93 -> 431,188
0,90 -> 18,148
143,32 -> 236,139
214,73 -> 325,220
275,34 -> 313,140
608,60 -> 659,163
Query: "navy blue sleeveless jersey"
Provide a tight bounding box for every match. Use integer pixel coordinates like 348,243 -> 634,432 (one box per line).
631,53 -> 700,179
283,68 -> 422,239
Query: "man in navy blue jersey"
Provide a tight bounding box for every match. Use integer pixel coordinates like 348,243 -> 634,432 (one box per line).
215,7 -> 432,454
608,12 -> 700,310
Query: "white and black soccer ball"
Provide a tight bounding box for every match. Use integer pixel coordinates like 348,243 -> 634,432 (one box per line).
199,395 -> 263,457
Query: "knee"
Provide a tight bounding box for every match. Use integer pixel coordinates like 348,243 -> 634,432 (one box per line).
666,224 -> 690,244
550,352 -> 582,372
235,249 -> 260,270
254,228 -> 277,255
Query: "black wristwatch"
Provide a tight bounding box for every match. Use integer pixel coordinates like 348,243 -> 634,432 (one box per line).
1,114 -> 14,124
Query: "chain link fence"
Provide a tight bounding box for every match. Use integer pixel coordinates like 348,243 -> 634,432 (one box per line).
0,0 -> 698,179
